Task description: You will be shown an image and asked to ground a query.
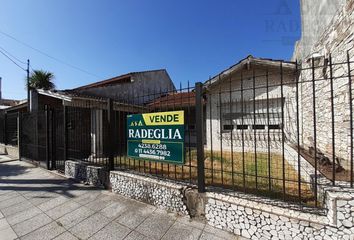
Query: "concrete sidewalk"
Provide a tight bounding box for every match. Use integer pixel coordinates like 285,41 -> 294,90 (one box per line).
0,157 -> 241,240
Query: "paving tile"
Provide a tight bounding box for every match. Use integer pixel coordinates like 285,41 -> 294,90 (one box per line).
0,226 -> 18,240
37,195 -> 70,212
12,213 -> 52,237
28,195 -> 54,206
0,210 -> 3,219
124,231 -> 152,240
199,232 -> 226,240
21,222 -> 66,240
56,206 -> 95,229
136,211 -> 176,240
6,207 -> 42,226
175,216 -> 206,230
69,213 -> 110,239
0,218 -> 10,230
99,201 -> 129,220
1,200 -> 33,217
161,221 -> 202,240
85,194 -> 117,212
0,191 -> 19,202
0,195 -> 26,209
45,201 -> 81,220
115,203 -> 155,229
53,231 -> 78,240
71,190 -> 103,205
89,221 -> 130,240
203,224 -> 238,239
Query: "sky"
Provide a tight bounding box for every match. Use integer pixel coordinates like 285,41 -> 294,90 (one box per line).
0,0 -> 301,100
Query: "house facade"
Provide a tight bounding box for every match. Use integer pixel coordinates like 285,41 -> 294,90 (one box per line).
204,56 -> 296,153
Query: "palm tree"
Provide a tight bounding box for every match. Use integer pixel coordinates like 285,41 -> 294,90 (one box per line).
28,70 -> 55,90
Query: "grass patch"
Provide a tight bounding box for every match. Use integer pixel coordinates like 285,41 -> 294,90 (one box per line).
114,150 -> 317,207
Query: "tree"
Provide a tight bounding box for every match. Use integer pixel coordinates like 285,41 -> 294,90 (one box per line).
28,70 -> 55,90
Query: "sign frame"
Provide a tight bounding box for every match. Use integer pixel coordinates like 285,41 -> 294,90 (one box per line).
126,110 -> 185,165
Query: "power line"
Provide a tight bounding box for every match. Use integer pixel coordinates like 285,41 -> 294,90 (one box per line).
0,29 -> 102,79
0,45 -> 27,64
0,48 -> 26,71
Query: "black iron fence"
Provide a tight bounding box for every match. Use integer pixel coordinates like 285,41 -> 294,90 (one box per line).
0,112 -> 19,146
3,50 -> 353,210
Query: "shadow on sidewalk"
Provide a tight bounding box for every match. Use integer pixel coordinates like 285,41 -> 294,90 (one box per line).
0,160 -> 99,199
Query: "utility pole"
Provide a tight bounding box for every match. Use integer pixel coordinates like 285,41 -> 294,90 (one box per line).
27,59 -> 30,111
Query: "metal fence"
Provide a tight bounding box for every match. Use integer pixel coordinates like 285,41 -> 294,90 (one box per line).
5,50 -> 354,210
0,112 -> 19,146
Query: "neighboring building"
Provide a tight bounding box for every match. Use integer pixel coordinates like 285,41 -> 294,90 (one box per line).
292,0 -> 346,60
290,0 -> 354,170
4,69 -> 176,162
0,99 -> 22,110
73,69 -> 175,105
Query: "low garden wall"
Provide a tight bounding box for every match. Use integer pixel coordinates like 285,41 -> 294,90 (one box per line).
65,160 -> 107,187
108,170 -> 354,239
110,171 -> 190,215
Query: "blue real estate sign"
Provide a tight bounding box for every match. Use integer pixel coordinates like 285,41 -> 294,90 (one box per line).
127,111 -> 184,164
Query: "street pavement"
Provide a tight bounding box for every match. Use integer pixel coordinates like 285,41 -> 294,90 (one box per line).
0,157 -> 241,240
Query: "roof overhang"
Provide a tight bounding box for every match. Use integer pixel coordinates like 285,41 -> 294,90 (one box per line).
204,55 -> 296,88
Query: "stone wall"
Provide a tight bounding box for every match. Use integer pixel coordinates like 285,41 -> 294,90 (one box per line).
65,160 -> 107,187
108,169 -> 354,239
293,0 -> 346,60
205,188 -> 354,239
288,0 -> 354,170
110,170 -> 189,215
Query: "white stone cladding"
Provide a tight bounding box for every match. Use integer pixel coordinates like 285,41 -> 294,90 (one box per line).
205,188 -> 354,239
287,0 -> 354,170
65,160 -> 107,187
110,171 -> 189,215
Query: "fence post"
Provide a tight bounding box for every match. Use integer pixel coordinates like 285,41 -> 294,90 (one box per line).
63,105 -> 67,161
195,82 -> 205,193
45,105 -> 50,170
107,98 -> 114,171
4,111 -> 7,145
18,112 -> 22,160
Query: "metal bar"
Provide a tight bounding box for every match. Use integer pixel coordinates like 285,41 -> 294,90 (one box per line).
219,77 -> 224,186
51,110 -> 56,170
180,82 -> 184,179
18,112 -> 22,160
280,62 -> 286,200
241,73 -> 246,191
63,105 -> 67,161
312,57 -> 318,207
45,105 -> 50,170
209,79 -> 214,184
348,50 -> 354,188
196,82 -> 205,193
253,69 -> 258,189
266,70 -> 271,191
329,55 -> 336,185
107,98 -> 114,171
229,73 -> 234,189
187,81 -> 192,183
4,112 -> 7,145
295,60 -> 302,204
